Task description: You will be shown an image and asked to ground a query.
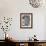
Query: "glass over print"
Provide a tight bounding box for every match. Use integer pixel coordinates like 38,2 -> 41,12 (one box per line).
20,13 -> 33,29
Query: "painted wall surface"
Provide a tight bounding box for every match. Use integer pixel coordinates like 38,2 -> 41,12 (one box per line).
0,0 -> 46,40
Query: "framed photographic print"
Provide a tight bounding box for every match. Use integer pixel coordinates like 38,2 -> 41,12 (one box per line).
20,13 -> 33,29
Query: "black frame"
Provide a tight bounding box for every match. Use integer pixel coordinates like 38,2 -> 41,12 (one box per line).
20,13 -> 33,29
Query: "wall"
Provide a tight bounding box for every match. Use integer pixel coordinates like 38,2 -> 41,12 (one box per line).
0,0 -> 46,40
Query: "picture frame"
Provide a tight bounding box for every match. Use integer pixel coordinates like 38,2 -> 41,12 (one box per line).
20,13 -> 33,29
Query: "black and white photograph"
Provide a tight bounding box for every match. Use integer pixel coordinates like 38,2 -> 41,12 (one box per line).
20,13 -> 33,28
